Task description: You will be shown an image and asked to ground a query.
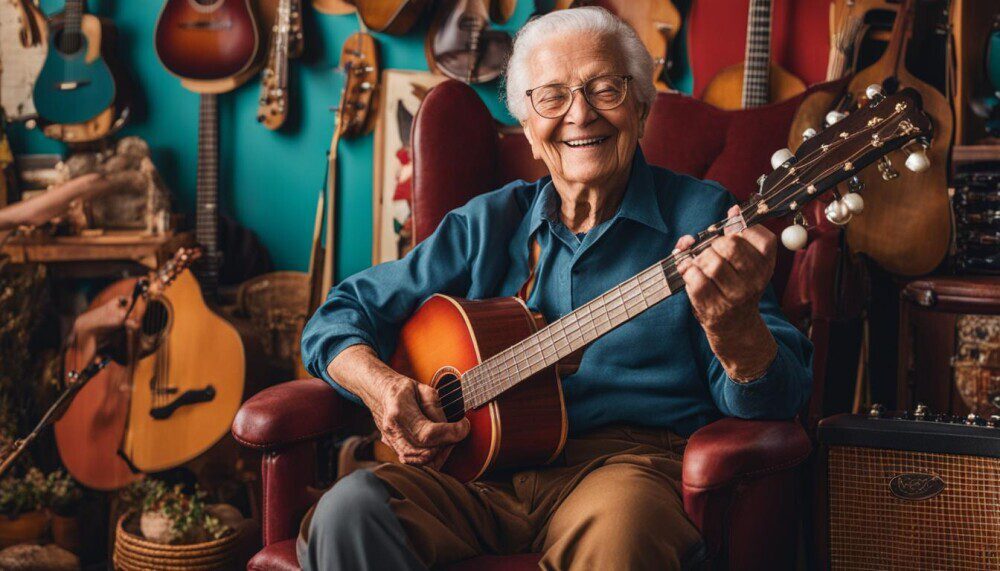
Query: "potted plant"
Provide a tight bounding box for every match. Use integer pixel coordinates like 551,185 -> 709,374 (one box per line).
43,470 -> 82,553
0,467 -> 49,548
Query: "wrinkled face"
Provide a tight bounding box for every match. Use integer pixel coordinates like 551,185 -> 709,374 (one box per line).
521,34 -> 647,189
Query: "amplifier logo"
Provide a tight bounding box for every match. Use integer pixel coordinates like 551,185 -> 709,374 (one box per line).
888,473 -> 945,501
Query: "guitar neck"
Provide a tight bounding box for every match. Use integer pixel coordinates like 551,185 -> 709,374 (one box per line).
462,216 -> 746,411
741,0 -> 772,108
195,93 -> 221,301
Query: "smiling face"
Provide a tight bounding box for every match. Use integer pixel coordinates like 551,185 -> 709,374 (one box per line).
521,33 -> 648,191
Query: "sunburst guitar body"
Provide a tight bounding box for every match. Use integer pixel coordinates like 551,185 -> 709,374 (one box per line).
390,294 -> 567,483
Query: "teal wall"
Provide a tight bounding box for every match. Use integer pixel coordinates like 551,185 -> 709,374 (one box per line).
11,1 -> 692,279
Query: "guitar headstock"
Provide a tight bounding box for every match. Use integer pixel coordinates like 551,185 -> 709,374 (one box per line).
147,247 -> 202,296
334,31 -> 380,138
744,86 -> 933,250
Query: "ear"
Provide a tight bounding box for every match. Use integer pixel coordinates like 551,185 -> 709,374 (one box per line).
637,103 -> 650,140
521,120 -> 543,161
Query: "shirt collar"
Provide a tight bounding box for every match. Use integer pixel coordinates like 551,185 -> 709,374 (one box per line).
525,147 -> 669,237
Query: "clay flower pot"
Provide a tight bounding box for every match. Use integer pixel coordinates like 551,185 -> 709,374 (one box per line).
0,509 -> 49,548
50,512 -> 81,554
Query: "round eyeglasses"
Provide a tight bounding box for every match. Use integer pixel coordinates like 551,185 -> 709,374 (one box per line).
525,74 -> 632,119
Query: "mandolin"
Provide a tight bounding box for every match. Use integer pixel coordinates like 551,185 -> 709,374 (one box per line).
426,0 -> 511,84
257,0 -> 303,129
31,0 -> 117,126
701,0 -> 806,109
388,88 -> 932,482
0,0 -> 47,122
154,0 -> 260,82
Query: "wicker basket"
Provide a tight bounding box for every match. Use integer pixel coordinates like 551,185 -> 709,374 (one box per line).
235,271 -> 309,367
113,512 -> 239,571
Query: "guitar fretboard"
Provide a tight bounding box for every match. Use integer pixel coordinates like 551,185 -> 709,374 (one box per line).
195,93 -> 220,301
741,0 -> 772,108
461,256 -> 690,410
62,0 -> 84,53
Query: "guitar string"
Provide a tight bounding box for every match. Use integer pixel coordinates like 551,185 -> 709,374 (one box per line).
438,116 -> 913,412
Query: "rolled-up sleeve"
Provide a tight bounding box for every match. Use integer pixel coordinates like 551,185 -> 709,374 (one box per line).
695,286 -> 814,420
300,211 -> 474,403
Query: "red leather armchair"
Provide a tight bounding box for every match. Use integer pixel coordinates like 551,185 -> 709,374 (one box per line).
233,80 -> 830,570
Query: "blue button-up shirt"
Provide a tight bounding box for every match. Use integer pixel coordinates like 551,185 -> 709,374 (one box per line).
301,149 -> 813,437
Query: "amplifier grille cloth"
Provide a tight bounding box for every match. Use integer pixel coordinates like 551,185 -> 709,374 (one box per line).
829,446 -> 1000,570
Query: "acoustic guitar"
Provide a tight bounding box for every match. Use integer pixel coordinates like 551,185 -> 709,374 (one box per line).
0,0 -> 47,122
31,0 -> 117,125
702,0 -> 806,109
154,0 -> 259,82
389,88 -> 932,482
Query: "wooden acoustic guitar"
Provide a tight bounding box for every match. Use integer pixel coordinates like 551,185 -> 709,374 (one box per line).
388,88 -> 932,482
0,0 -> 47,122
701,0 -> 806,109
154,0 -> 259,82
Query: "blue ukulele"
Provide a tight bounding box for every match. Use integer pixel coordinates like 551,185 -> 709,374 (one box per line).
32,0 -> 116,125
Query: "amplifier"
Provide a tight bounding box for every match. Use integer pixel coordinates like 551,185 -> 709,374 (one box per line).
818,408 -> 1000,570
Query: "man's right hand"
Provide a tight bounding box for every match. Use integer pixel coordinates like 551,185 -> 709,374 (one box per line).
367,374 -> 470,468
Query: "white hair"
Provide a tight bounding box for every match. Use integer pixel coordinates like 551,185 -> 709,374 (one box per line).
503,7 -> 656,122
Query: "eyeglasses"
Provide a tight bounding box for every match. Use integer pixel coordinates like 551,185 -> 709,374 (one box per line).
525,74 -> 632,119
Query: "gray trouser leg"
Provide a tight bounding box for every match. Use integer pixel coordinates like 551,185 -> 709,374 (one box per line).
299,469 -> 427,571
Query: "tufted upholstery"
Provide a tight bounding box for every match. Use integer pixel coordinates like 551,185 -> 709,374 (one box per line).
233,79 -> 842,570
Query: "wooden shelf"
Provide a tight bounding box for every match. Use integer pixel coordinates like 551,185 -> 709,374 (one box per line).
1,231 -> 194,270
953,144 -> 1000,166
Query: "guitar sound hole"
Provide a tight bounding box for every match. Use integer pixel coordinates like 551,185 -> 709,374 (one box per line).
54,29 -> 82,55
436,374 -> 465,423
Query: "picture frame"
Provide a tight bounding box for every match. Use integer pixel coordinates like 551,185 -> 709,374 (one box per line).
371,70 -> 447,265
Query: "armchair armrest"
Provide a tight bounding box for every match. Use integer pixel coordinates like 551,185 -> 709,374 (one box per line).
232,378 -> 345,451
682,418 -> 811,570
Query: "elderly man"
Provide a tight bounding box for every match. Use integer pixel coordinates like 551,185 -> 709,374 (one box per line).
299,7 -> 812,571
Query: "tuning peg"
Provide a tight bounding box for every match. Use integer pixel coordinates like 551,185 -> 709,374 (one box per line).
825,110 -> 847,126
841,192 -> 864,215
865,83 -> 885,104
770,148 -> 794,170
824,199 -> 852,226
802,127 -> 817,141
847,176 -> 864,193
904,144 -> 931,173
877,156 -> 899,180
781,214 -> 809,251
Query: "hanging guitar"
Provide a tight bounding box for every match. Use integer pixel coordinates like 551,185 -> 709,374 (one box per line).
257,0 -> 304,129
701,0 -> 806,109
387,87 -> 932,482
426,0 -> 511,84
0,0 -> 47,123
31,0 -> 131,143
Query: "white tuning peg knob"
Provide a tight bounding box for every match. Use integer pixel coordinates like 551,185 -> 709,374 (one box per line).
802,127 -> 817,140
904,147 -> 931,173
825,110 -> 847,125
865,84 -> 884,101
781,224 -> 808,251
841,192 -> 865,214
824,200 -> 852,226
770,148 -> 794,170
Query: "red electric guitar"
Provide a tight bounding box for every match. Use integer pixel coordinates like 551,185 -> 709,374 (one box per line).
389,88 -> 932,482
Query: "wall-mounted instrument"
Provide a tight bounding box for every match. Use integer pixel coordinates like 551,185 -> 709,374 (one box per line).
257,0 -> 304,129
827,0 -> 898,81
426,0 -> 511,84
387,87 -> 931,482
306,31 -> 380,318
838,0 -> 953,276
0,0 -> 47,122
571,0 -> 681,91
154,0 -> 260,83
31,0 -> 117,126
55,248 -> 210,489
312,0 -> 355,16
701,0 -> 806,109
355,0 -> 429,35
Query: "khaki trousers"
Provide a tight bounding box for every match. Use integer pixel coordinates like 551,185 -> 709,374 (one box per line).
369,425 -> 704,570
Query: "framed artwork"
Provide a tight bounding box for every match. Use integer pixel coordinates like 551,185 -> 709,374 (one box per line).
371,70 -> 447,265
